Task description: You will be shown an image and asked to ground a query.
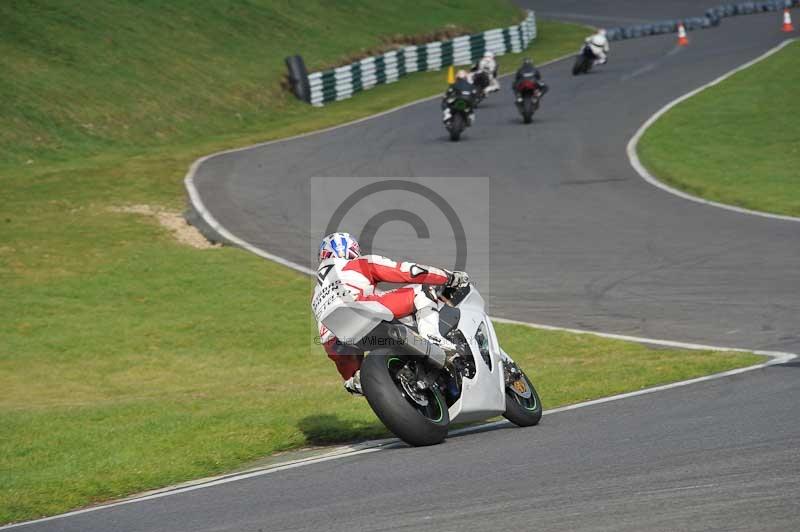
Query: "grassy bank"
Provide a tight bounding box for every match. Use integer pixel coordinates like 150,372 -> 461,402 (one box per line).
0,0 -> 762,524
638,40 -> 800,217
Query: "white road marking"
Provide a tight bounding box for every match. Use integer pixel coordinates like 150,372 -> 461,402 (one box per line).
622,62 -> 656,80
639,483 -> 717,495
622,44 -> 684,81
627,38 -> 800,223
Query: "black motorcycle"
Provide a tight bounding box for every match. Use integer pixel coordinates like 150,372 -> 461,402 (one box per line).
443,91 -> 475,142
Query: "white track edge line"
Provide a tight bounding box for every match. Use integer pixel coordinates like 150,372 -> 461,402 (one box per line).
627,38 -> 800,223
490,316 -> 796,364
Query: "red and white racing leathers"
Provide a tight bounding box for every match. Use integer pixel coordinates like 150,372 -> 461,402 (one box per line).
314,255 -> 450,380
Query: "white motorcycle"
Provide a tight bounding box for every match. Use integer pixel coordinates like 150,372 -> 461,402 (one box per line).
313,272 -> 542,446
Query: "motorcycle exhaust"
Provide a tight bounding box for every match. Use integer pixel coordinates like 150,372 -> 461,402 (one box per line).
386,325 -> 446,369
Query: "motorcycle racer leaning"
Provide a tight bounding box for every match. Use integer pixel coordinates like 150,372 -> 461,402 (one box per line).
585,28 -> 610,65
313,232 -> 469,395
512,57 -> 549,101
441,69 -> 477,126
471,51 -> 500,92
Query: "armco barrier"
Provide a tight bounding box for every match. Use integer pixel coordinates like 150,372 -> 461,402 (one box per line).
605,0 -> 798,41
297,11 -> 537,106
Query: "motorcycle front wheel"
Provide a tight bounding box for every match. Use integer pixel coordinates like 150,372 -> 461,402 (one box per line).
361,350 -> 450,446
503,369 -> 542,427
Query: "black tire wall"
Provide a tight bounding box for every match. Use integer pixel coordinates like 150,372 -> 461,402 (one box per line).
285,55 -> 311,103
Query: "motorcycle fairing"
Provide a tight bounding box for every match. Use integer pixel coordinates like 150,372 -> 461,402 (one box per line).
445,287 -> 507,422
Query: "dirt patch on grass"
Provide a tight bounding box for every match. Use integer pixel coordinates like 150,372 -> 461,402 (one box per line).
110,205 -> 219,249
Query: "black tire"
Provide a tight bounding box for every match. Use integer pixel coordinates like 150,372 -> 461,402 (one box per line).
284,55 -> 310,103
572,55 -> 584,76
522,96 -> 534,124
573,54 -> 591,76
360,350 -> 450,446
448,113 -> 464,142
503,369 -> 542,427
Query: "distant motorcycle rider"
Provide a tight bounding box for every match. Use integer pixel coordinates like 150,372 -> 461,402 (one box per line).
512,57 -> 549,101
313,232 -> 470,395
471,51 -> 500,92
442,69 -> 477,126
585,29 -> 610,65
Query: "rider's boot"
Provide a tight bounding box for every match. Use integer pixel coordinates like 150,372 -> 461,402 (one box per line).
343,370 -> 363,395
442,107 -> 452,123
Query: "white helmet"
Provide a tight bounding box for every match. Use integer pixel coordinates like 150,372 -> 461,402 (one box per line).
319,232 -> 361,262
483,51 -> 495,60
598,28 -> 607,37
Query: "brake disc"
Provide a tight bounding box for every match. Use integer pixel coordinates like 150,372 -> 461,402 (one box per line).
398,371 -> 429,406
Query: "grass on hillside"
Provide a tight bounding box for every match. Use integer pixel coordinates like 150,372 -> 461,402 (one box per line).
0,1 -> 762,524
0,0 -> 525,168
638,40 -> 800,217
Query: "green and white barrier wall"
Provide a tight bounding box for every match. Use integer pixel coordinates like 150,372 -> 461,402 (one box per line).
291,11 -> 537,106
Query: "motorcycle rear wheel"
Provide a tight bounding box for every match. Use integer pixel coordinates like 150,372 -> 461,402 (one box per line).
448,113 -> 465,141
503,370 -> 542,427
361,350 -> 450,446
522,96 -> 535,124
573,55 -> 591,76
572,56 -> 583,76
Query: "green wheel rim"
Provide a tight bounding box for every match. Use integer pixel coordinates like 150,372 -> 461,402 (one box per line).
431,390 -> 444,422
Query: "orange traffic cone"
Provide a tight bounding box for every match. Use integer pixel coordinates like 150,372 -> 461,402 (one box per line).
677,22 -> 689,46
781,9 -> 794,32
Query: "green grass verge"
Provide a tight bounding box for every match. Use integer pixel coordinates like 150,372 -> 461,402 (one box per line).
638,40 -> 800,217
0,1 -> 762,524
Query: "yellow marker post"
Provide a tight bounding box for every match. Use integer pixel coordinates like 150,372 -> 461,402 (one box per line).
447,65 -> 455,84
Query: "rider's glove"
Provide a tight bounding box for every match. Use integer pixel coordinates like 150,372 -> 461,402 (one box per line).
447,271 -> 469,288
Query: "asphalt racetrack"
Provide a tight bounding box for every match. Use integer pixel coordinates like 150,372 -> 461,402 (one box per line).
14,1 -> 800,530
191,1 -> 800,353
